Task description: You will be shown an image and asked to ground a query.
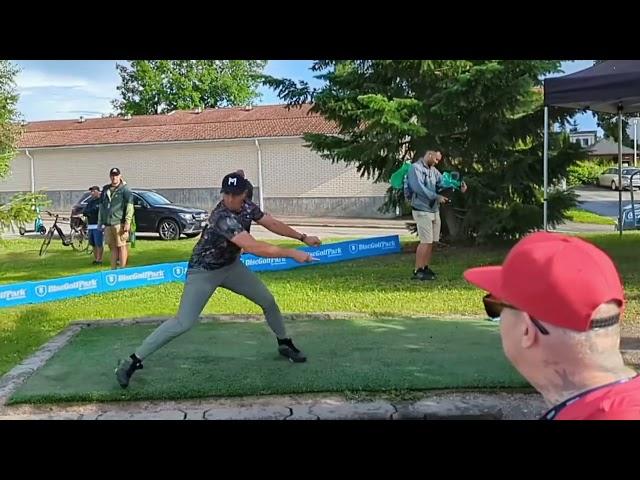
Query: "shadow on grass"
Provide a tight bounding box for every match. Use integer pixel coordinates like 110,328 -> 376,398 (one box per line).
8,315 -> 528,405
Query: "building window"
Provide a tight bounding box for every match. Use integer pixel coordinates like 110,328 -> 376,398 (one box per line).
582,138 -> 589,146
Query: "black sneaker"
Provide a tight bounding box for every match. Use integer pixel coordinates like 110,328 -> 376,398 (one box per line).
412,268 -> 426,280
277,338 -> 307,363
115,354 -> 143,388
422,269 -> 436,281
412,268 -> 435,281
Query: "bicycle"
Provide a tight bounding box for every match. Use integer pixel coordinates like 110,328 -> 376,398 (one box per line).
39,211 -> 90,256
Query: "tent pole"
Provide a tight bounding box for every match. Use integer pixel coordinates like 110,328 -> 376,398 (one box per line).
543,107 -> 549,231
618,108 -> 623,237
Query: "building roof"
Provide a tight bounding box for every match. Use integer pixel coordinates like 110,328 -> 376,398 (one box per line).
18,104 -> 339,149
588,138 -> 635,156
569,130 -> 598,136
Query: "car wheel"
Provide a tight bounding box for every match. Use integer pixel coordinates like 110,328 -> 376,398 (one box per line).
158,218 -> 181,240
611,181 -> 618,191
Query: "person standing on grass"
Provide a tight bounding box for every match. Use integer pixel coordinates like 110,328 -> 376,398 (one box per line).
406,150 -> 467,281
98,167 -> 134,270
115,172 -> 322,388
83,186 -> 104,265
465,232 -> 640,420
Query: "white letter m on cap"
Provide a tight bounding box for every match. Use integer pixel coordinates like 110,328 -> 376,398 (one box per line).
228,178 -> 237,186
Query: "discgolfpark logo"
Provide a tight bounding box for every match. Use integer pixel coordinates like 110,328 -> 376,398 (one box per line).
0,288 -> 27,301
348,239 -> 398,254
35,280 -> 98,297
172,266 -> 186,278
107,270 -> 166,286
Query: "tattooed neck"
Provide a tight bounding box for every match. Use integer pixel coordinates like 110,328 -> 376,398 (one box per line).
537,366 -> 636,406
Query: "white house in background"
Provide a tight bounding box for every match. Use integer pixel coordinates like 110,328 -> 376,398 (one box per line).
1,104 -> 391,218
569,130 -> 598,148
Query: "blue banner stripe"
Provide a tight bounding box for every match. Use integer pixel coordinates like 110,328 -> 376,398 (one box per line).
0,235 -> 400,309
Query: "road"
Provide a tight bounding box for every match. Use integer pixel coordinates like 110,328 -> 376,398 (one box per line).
576,185 -> 638,218
6,219 -> 410,242
8,187 -> 634,241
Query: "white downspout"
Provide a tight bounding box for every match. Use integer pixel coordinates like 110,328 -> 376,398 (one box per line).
254,139 -> 265,209
25,149 -> 35,193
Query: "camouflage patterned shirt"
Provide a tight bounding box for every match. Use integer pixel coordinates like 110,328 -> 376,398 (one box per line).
188,200 -> 265,271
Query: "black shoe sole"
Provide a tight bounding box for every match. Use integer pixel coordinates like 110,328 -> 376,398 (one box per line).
278,350 -> 307,363
115,369 -> 130,389
115,362 -> 139,389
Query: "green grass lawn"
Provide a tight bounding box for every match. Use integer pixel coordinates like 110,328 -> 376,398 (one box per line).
8,317 -> 528,405
1,232 -> 639,379
565,209 -> 616,225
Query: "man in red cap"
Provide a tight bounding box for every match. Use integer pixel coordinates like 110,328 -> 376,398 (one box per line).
464,231 -> 639,420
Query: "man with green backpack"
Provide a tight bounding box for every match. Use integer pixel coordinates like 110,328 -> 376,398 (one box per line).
395,150 -> 467,281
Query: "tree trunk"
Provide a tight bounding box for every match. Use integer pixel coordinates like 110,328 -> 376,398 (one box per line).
441,204 -> 464,242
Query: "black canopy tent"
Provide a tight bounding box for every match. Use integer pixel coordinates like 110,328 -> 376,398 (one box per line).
543,60 -> 640,235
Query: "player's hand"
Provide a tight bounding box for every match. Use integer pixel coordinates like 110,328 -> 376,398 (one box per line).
461,181 -> 468,193
121,222 -> 130,234
303,236 -> 322,247
437,195 -> 449,204
291,251 -> 317,264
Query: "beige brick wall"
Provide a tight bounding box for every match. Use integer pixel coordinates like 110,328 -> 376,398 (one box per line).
26,141 -> 258,191
261,139 -> 388,197
0,154 -> 31,192
2,138 -> 388,197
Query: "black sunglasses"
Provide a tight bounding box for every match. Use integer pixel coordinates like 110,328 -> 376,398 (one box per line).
482,294 -> 550,335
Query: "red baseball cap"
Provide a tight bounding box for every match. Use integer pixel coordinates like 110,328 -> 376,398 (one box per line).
464,232 -> 624,331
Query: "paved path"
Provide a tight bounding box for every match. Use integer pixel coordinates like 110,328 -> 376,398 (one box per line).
0,392 -> 548,420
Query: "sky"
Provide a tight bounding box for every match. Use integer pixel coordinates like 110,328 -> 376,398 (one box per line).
12,60 -> 598,130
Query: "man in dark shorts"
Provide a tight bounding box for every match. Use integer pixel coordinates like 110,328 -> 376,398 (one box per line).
83,186 -> 104,265
115,172 -> 322,388
465,232 -> 640,420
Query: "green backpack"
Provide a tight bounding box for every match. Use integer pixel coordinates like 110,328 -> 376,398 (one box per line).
390,162 -> 411,189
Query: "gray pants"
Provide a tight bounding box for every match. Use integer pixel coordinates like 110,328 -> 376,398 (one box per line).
135,260 -> 287,360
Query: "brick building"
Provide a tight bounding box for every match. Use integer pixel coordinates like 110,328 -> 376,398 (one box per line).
1,104 -> 391,217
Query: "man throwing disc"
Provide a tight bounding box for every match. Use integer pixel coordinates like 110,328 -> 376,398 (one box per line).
115,172 -> 321,388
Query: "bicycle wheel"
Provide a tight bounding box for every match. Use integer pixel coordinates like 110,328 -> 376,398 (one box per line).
39,229 -> 54,256
70,229 -> 89,252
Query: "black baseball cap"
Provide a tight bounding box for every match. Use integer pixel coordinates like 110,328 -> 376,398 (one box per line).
89,185 -> 101,192
221,173 -> 249,195
109,167 -> 121,176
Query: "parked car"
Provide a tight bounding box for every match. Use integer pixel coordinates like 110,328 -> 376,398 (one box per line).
71,189 -> 208,240
598,167 -> 640,191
